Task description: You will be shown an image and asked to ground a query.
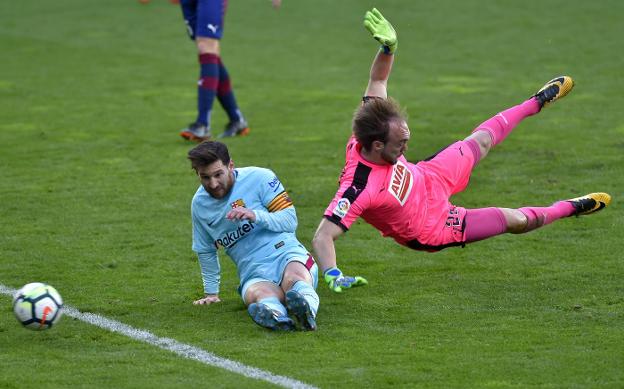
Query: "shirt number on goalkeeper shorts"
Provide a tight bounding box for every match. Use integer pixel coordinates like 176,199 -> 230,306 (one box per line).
445,208 -> 461,228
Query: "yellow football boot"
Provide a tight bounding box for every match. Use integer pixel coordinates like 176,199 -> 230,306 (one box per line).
566,192 -> 611,216
534,76 -> 575,109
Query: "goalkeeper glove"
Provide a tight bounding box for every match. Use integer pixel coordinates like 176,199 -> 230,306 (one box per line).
363,8 -> 398,54
323,267 -> 368,293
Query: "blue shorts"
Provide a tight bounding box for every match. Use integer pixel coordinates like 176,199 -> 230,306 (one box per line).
240,253 -> 319,304
180,0 -> 227,40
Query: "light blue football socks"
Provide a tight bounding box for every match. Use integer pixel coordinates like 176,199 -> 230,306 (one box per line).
290,280 -> 319,317
257,296 -> 287,317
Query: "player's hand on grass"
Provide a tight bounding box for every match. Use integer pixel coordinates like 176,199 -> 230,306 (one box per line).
364,8 -> 397,54
323,267 -> 368,293
193,294 -> 221,305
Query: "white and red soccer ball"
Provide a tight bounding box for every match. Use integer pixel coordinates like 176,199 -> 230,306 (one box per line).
13,283 -> 63,330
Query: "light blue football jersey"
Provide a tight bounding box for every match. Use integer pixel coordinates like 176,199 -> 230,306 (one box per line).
191,167 -> 310,290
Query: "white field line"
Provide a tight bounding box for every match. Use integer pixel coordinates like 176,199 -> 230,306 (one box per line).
1,283 -> 317,389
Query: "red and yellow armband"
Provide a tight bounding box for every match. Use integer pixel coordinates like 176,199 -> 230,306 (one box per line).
267,191 -> 293,212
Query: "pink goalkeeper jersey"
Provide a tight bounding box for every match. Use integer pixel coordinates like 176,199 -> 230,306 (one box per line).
324,135 -> 473,250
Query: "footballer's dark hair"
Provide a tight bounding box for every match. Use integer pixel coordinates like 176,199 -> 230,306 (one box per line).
187,141 -> 231,171
352,97 -> 406,151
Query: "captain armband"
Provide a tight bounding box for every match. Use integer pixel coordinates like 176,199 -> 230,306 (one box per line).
267,191 -> 293,212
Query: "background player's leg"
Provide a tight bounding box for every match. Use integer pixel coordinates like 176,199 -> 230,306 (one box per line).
196,51 -> 220,128
180,0 -> 226,141
179,45 -> 220,142
217,59 -> 249,138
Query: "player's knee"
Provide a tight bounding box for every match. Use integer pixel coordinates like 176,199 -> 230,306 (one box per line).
505,210 -> 528,233
196,37 -> 220,54
244,282 -> 282,304
474,131 -> 492,153
281,262 -> 312,290
465,130 -> 492,159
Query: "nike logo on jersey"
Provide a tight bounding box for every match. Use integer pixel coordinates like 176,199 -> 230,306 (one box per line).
207,24 -> 219,34
389,161 -> 413,206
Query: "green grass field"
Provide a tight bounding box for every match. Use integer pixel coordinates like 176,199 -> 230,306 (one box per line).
1,0 -> 623,387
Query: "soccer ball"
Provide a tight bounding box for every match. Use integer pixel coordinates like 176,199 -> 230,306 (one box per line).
13,282 -> 64,330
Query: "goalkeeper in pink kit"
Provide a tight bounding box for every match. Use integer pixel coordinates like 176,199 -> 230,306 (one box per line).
313,8 -> 612,293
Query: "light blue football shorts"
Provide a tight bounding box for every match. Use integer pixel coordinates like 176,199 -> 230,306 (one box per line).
239,253 -> 318,304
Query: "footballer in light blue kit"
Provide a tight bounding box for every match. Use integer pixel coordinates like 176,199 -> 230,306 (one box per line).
188,141 -> 319,331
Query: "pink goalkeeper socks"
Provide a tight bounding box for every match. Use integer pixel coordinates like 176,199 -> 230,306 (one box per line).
464,207 -> 508,243
472,97 -> 540,146
464,201 -> 576,242
518,201 -> 575,232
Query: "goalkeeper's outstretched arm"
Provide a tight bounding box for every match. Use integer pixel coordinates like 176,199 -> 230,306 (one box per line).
313,219 -> 368,293
365,50 -> 394,99
312,218 -> 343,274
363,8 -> 397,99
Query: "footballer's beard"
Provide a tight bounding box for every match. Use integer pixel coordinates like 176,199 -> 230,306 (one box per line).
381,150 -> 400,165
204,172 -> 235,199
205,185 -> 228,199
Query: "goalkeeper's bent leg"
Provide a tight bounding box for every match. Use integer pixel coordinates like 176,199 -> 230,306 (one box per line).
470,98 -> 540,147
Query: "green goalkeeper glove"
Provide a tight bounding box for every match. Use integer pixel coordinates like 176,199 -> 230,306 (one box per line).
364,8 -> 398,54
323,267 -> 368,293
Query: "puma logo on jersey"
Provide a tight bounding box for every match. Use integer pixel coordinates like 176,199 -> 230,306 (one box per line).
389,161 -> 413,206
207,24 -> 219,34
